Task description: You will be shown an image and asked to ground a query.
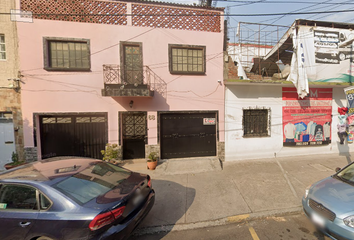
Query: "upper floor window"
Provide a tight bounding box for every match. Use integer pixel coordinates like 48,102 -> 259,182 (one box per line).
0,34 -> 6,60
43,37 -> 90,71
169,44 -> 205,75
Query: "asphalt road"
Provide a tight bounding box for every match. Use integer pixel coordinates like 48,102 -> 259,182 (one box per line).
130,213 -> 331,240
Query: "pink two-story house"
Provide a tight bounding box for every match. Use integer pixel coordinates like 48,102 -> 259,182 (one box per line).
16,0 -> 225,162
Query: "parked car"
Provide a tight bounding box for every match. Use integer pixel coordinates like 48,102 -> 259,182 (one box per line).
0,157 -> 155,240
302,162 -> 354,240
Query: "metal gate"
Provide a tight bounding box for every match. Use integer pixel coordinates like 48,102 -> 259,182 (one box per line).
160,112 -> 217,159
122,112 -> 147,159
39,114 -> 107,159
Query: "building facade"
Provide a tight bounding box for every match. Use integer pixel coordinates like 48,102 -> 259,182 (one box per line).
225,19 -> 354,161
0,0 -> 24,169
16,0 -> 225,162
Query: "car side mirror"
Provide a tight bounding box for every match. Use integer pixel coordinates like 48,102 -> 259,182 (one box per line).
335,167 -> 341,172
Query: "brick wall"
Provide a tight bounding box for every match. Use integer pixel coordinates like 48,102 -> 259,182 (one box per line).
145,144 -> 160,160
20,0 -> 222,32
227,56 -> 238,79
217,141 -> 225,162
24,147 -> 38,162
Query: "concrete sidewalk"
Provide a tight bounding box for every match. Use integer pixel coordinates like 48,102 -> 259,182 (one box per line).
121,153 -> 353,235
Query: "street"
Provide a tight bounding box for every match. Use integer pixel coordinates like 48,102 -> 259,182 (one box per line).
130,213 -> 331,240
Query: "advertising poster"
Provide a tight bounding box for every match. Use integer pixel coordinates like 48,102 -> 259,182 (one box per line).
344,86 -> 354,114
283,87 -> 332,146
314,30 -> 340,64
291,26 -> 354,83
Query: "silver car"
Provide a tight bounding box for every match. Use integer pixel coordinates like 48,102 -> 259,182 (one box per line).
302,162 -> 354,240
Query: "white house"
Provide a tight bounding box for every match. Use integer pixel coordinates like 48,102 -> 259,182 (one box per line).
225,19 -> 354,161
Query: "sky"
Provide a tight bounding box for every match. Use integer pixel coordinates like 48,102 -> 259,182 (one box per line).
159,0 -> 354,43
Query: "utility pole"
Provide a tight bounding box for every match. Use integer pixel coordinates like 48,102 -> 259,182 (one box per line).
350,43 -> 353,85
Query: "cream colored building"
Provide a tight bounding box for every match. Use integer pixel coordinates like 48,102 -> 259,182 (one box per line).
0,0 -> 24,168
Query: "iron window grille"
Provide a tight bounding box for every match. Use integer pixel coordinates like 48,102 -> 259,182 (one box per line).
243,108 -> 271,137
169,44 -> 206,75
0,34 -> 5,60
43,37 -> 90,71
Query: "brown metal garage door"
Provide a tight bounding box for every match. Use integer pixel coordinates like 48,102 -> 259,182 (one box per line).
39,113 -> 108,159
160,112 -> 217,159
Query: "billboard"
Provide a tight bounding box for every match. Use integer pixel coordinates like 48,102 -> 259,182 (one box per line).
295,26 -> 354,83
282,87 -> 332,146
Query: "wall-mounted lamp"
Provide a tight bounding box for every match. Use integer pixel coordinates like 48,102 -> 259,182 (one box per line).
129,100 -> 134,108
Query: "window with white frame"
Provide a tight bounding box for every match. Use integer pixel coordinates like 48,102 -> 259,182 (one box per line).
0,34 -> 6,60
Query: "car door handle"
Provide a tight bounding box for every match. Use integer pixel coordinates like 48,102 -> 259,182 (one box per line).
19,222 -> 31,227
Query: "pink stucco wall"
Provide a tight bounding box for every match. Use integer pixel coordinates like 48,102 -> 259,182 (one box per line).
17,12 -> 225,149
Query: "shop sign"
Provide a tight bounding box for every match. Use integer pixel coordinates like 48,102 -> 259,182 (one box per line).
344,86 -> 354,114
203,118 -> 216,125
282,88 -> 332,146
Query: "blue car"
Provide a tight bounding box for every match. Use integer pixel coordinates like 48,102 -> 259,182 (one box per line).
0,158 -> 155,240
302,162 -> 354,240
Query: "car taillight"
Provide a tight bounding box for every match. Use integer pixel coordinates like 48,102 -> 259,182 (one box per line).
111,206 -> 126,219
89,206 -> 126,231
147,176 -> 152,188
89,212 -> 114,231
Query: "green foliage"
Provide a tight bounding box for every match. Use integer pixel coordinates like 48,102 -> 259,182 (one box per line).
11,152 -> 19,163
147,152 -> 158,162
101,144 -> 119,162
9,152 -> 24,166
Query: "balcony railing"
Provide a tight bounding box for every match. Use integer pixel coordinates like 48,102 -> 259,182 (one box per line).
102,65 -> 167,97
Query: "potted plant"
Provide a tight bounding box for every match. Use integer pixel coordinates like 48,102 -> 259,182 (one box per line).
101,143 -> 122,165
147,152 -> 158,170
4,152 -> 26,170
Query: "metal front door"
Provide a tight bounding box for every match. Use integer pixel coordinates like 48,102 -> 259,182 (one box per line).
123,44 -> 143,84
160,112 -> 217,159
39,114 -> 107,159
0,112 -> 16,169
122,112 -> 147,159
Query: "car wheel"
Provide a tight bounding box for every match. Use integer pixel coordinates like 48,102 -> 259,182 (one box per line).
339,53 -> 346,61
37,237 -> 54,240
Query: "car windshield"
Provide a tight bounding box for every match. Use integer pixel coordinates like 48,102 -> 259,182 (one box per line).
337,163 -> 354,183
53,162 -> 131,205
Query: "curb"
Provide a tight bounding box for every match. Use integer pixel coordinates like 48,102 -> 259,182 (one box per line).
133,206 -> 303,236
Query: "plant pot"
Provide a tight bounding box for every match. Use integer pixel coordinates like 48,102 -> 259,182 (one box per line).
4,162 -> 26,170
147,160 -> 158,170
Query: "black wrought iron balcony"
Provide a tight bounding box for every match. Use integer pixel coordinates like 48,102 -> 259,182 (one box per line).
102,65 -> 166,97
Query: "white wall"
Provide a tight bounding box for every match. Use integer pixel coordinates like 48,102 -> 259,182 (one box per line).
225,85 -> 354,161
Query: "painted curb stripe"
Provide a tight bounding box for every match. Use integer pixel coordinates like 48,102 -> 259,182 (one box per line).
227,214 -> 249,223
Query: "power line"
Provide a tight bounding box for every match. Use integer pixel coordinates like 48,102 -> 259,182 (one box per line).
234,0 -> 335,53
312,0 -> 354,20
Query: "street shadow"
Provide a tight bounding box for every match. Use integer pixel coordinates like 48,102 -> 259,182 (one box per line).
337,141 -> 352,165
312,230 -> 326,240
130,179 -> 196,240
